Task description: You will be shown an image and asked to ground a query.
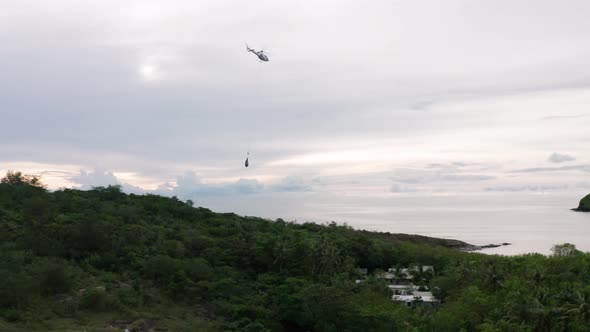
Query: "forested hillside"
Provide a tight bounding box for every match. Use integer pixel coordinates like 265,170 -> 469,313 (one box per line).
1,172 -> 589,331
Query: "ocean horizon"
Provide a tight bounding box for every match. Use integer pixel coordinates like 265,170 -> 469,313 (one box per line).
196,192 -> 590,255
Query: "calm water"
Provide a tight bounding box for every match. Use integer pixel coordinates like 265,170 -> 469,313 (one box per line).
200,192 -> 590,255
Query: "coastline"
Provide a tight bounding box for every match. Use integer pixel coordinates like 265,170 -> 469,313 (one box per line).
360,231 -> 511,253
462,242 -> 512,252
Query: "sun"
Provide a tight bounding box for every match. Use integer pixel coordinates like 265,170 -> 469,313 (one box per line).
139,64 -> 159,81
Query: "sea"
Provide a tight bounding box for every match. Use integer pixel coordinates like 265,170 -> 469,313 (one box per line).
199,192 -> 590,255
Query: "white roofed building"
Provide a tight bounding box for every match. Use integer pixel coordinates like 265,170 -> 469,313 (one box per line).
392,290 -> 440,308
379,265 -> 440,307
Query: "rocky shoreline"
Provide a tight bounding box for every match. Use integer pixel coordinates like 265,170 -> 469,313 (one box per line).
460,242 -> 512,252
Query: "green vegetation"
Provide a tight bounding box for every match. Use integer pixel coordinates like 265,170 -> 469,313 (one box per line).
0,170 -> 45,188
1,171 -> 590,331
575,193 -> 590,212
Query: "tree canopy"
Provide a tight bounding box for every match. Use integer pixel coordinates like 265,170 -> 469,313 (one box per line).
1,170 -> 46,188
1,172 -> 589,331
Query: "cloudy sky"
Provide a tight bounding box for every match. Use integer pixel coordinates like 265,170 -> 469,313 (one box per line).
2,0 -> 590,213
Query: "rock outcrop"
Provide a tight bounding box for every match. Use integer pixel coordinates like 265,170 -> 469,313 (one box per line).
573,193 -> 590,212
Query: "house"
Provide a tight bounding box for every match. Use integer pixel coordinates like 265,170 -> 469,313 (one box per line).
380,265 -> 435,284
392,290 -> 440,308
356,265 -> 440,307
388,284 -> 419,294
378,265 -> 439,307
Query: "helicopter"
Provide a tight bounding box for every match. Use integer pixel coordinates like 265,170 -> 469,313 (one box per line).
246,44 -> 269,62
243,44 -> 269,168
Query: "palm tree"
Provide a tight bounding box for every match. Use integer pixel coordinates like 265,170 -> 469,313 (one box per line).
532,271 -> 544,289
564,291 -> 590,322
555,288 -> 576,306
482,264 -> 505,291
530,303 -> 553,331
454,260 -> 475,280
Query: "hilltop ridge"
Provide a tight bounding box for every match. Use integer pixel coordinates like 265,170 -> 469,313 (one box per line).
1,179 -> 590,331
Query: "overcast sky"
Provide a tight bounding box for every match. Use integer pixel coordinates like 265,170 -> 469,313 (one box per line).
1,0 -> 590,208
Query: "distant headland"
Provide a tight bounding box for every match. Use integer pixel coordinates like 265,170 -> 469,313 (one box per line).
573,193 -> 590,212
370,232 -> 511,252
